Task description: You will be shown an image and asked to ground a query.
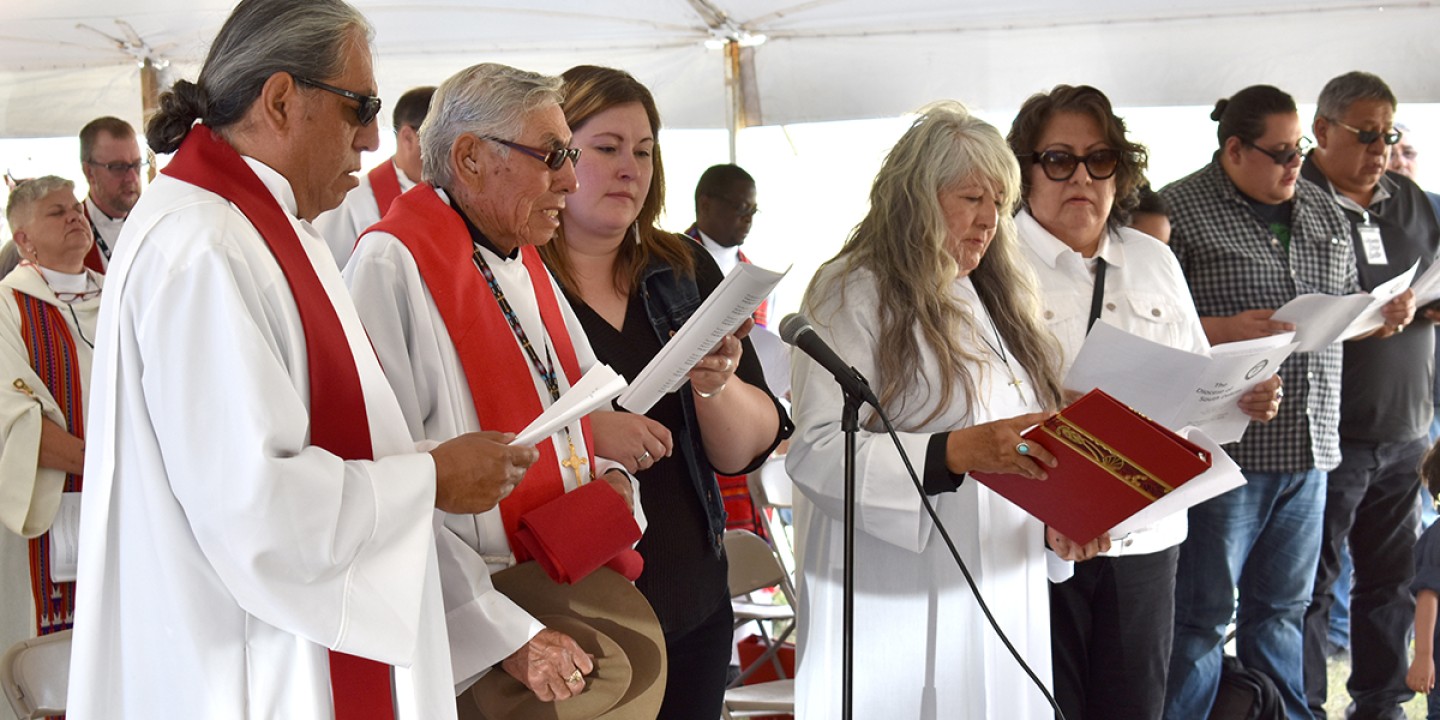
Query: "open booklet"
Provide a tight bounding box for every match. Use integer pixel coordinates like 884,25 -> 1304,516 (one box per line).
1410,256 -> 1440,307
1270,260 -> 1417,352
615,263 -> 788,414
1063,320 -> 1297,445
510,364 -> 628,447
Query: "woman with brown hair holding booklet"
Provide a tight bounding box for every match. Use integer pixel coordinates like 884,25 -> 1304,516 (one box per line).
1007,84 -> 1283,720
786,101 -> 1106,720
538,65 -> 791,720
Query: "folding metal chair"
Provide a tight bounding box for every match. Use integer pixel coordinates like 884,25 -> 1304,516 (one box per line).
1,630 -> 70,720
721,678 -> 794,719
747,456 -> 796,581
725,529 -> 796,688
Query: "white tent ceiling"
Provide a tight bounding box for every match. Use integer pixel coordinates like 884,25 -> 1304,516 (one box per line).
1,0 -> 1437,138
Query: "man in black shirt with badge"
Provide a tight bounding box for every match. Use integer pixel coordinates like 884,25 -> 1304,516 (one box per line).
1301,70 -> 1436,720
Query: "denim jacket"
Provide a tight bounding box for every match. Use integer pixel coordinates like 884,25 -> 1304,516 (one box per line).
634,246 -> 791,555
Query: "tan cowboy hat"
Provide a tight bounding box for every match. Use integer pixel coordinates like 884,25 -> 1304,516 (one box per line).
465,562 -> 667,720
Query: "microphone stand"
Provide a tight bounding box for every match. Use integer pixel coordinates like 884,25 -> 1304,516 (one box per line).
840,381 -> 866,720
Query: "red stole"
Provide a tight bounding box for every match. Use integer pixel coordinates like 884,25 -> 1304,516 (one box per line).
162,125 -> 394,720
82,246 -> 105,275
367,185 -> 593,549
367,160 -> 403,216
80,203 -> 108,274
14,289 -> 83,635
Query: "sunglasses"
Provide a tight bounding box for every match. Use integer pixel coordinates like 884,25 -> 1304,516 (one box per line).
1328,118 -> 1403,146
86,159 -> 150,176
1243,137 -> 1312,166
1028,149 -> 1121,182
293,76 -> 382,126
481,136 -> 581,171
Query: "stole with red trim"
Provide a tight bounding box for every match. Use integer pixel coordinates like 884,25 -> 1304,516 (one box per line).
15,290 -> 83,636
367,159 -> 402,216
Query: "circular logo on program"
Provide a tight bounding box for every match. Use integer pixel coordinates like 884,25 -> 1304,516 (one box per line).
1245,359 -> 1269,380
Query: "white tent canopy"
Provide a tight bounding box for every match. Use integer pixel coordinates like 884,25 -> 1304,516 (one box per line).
2,0 -> 1438,138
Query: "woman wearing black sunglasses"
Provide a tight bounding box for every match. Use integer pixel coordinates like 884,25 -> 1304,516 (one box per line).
1007,85 -> 1283,720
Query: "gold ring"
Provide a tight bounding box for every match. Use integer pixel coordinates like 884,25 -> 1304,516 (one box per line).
567,669 -> 583,685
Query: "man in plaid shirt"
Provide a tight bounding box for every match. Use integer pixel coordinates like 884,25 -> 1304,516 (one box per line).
1160,85 -> 1413,720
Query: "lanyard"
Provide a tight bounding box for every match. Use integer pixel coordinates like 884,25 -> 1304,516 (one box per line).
471,247 -> 561,404
1087,258 -> 1108,332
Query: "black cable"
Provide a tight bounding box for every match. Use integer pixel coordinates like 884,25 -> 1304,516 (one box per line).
875,409 -> 1067,720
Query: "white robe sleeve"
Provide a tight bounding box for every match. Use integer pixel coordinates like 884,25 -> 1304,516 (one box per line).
136,221 -> 436,665
346,232 -> 544,685
0,290 -> 70,538
786,272 -> 939,555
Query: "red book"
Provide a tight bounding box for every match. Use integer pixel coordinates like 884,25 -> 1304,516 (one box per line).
970,389 -> 1211,545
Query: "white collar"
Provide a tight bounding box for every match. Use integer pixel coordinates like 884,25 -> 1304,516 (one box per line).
1016,209 -> 1124,271
240,156 -> 301,219
697,228 -> 741,270
396,161 -> 418,191
37,265 -> 90,294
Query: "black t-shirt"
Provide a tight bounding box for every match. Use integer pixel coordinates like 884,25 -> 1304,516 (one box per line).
1301,163 -> 1440,442
566,241 -> 780,636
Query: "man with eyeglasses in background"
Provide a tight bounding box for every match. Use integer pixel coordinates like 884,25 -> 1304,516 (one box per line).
1388,123 -> 1440,225
316,85 -> 434,269
1300,71 -> 1434,720
684,164 -> 767,325
77,116 -> 144,271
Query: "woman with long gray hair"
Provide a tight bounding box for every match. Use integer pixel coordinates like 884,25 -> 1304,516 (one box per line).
786,101 -> 1104,719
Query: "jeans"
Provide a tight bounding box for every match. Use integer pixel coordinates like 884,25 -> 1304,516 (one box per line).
1165,469 -> 1325,720
1303,437 -> 1425,720
1328,542 -> 1352,651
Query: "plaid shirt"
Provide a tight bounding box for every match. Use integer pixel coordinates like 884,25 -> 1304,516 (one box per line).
1162,160 -> 1357,473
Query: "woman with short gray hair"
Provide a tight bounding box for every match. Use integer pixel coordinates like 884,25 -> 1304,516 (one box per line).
0,175 -> 101,674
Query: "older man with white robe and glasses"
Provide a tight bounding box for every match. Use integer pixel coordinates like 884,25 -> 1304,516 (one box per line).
65,1 -> 536,717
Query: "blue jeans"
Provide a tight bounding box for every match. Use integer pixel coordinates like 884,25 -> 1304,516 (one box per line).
1165,469 -> 1325,720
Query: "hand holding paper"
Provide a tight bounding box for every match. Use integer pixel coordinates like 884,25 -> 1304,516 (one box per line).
1271,261 -> 1418,350
618,263 -> 787,414
512,364 -> 628,447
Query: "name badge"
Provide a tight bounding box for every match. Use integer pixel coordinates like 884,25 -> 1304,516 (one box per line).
1359,223 -> 1387,265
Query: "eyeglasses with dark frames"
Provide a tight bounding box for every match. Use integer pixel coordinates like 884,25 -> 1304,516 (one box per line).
1028,149 -> 1122,182
1328,118 -> 1403,146
85,159 -> 150,176
293,75 -> 382,127
1242,137 -> 1312,166
480,136 -> 580,171
707,194 -> 759,218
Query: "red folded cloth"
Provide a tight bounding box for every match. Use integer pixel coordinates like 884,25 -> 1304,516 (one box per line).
512,481 -> 644,584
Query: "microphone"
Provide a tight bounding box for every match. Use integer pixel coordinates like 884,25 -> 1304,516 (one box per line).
779,313 -> 880,407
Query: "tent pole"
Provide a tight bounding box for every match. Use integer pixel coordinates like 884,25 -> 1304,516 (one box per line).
724,39 -> 741,163
140,57 -> 160,180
